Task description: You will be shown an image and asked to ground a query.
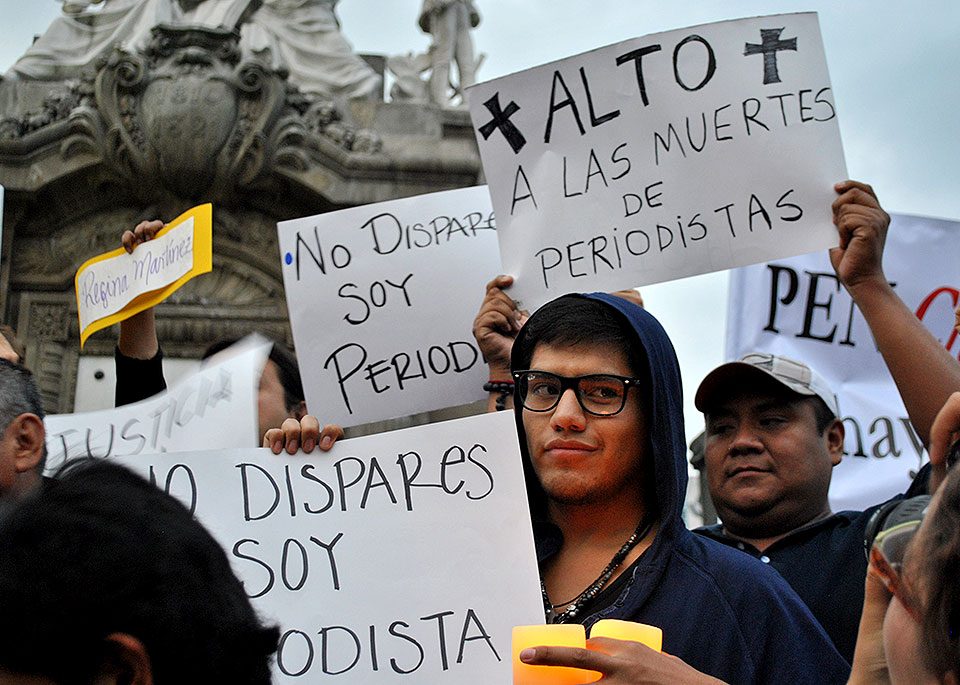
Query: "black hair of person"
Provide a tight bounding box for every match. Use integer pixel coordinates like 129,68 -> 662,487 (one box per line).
0,459 -> 279,684
915,464 -> 960,679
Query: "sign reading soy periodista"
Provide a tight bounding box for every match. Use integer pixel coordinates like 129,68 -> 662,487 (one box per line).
467,12 -> 847,310
117,411 -> 543,684
277,186 -> 500,427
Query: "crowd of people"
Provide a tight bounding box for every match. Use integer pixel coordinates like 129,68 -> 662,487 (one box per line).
0,179 -> 957,683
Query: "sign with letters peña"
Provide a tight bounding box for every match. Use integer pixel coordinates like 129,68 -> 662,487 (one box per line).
74,204 -> 213,347
277,187 -> 501,427
43,337 -> 270,472
725,214 -> 960,511
116,411 -> 544,683
467,12 -> 847,310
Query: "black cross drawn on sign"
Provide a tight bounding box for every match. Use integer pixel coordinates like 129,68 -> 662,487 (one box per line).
744,28 -> 798,84
478,93 -> 527,154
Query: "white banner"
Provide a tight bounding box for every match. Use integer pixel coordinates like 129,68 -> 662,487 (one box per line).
725,213 -> 960,511
467,12 -> 846,311
43,337 -> 270,473
116,411 -> 543,683
277,187 -> 501,427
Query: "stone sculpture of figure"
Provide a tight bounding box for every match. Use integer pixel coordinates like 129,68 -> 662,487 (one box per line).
7,0 -> 175,81
241,0 -> 381,99
7,0 -> 381,100
418,0 -> 480,106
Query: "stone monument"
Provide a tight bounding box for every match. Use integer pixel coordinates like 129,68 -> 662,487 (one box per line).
0,0 -> 483,413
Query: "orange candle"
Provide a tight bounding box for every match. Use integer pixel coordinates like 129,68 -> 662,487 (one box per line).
589,619 -> 663,652
512,624 -> 602,685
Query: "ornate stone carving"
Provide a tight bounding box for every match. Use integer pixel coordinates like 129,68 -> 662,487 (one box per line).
27,302 -> 72,342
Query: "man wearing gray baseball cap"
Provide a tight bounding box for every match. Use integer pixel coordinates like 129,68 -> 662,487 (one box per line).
693,180 -> 960,664
692,352 -> 911,664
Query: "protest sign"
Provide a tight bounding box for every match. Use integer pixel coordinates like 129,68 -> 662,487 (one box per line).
116,411 -> 543,683
468,12 -> 846,310
74,204 -> 213,347
277,186 -> 501,427
725,213 -> 960,511
43,336 -> 270,473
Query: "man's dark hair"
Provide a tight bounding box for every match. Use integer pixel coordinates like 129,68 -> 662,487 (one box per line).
0,459 -> 279,683
809,396 -> 836,434
0,359 -> 46,472
916,464 -> 960,680
512,296 -> 650,387
203,337 -> 305,411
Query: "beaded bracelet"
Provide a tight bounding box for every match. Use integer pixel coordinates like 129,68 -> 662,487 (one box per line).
483,381 -> 515,411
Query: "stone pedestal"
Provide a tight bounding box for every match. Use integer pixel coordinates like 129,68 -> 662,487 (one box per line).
0,25 -> 482,413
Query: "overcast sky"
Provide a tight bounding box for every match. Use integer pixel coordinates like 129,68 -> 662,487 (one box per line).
1,0 -> 958,443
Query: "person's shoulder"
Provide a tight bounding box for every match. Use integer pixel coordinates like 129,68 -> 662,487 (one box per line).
674,531 -> 806,601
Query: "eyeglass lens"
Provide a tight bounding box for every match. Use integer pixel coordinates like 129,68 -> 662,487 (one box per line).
520,372 -> 629,415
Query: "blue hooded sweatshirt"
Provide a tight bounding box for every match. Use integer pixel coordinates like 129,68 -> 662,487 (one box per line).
511,293 -> 849,684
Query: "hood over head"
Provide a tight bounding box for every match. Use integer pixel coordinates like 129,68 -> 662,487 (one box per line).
510,292 -> 688,534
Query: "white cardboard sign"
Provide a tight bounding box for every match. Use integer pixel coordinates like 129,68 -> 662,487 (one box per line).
116,411 -> 543,683
277,186 -> 501,427
725,213 -> 960,511
468,12 -> 847,310
43,337 -> 270,473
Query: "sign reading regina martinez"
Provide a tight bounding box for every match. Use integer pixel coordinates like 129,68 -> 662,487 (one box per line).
467,12 -> 847,310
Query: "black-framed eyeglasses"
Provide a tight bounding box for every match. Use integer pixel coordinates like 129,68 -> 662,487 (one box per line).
512,370 -> 643,416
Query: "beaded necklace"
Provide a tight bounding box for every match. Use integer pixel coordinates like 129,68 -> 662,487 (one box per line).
541,517 -> 653,624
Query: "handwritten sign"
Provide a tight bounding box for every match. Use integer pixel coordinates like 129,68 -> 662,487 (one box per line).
43,337 -> 270,472
725,213 -> 960,511
116,411 -> 544,683
468,13 -> 847,310
74,204 -> 213,347
277,187 -> 501,427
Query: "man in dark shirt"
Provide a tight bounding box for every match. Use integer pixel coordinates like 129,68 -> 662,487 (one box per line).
692,180 -> 960,662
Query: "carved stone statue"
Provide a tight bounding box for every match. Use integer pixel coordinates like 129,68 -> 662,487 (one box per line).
7,0 -> 381,100
418,0 -> 480,106
241,0 -> 381,99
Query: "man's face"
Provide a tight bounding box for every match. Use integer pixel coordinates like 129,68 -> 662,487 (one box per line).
703,385 -> 842,534
257,360 -> 296,442
521,342 -> 646,507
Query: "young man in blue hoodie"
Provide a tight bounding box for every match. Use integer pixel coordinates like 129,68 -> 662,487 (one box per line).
477,290 -> 848,683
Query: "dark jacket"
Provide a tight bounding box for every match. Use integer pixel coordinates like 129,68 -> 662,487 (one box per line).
513,293 -> 850,684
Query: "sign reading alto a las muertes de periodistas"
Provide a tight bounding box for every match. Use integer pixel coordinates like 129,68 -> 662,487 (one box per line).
116,411 -> 543,683
43,337 -> 270,473
277,186 -> 500,427
467,12 -> 847,310
74,204 -> 213,347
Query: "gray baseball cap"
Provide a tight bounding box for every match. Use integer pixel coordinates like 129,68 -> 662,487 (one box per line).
695,352 -> 840,418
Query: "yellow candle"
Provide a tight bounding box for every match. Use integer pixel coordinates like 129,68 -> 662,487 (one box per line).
589,619 -> 663,652
512,624 -> 602,685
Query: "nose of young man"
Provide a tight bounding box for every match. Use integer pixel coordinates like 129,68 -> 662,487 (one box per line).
548,388 -> 588,432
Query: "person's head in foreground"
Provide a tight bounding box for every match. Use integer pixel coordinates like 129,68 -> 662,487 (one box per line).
695,352 -> 844,542
0,459 -> 279,684
0,358 -> 46,500
867,463 -> 960,684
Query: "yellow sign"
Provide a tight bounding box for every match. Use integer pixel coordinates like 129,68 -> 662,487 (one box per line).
75,204 -> 213,347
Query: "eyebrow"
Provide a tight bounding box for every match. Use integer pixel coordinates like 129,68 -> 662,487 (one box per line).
706,397 -> 802,419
